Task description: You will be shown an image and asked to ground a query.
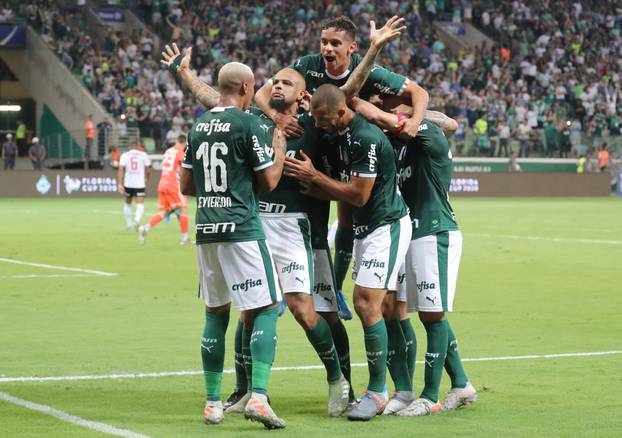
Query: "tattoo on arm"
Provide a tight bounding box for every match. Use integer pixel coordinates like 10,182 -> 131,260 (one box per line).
424,110 -> 457,133
186,74 -> 220,110
273,129 -> 287,154
340,46 -> 381,98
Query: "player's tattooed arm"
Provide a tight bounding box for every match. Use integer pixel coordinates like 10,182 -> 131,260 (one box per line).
422,110 -> 459,134
341,16 -> 406,100
351,97 -> 457,136
161,43 -> 220,110
285,152 -> 374,207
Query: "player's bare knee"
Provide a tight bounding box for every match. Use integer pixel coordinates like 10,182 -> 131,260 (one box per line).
206,303 -> 231,314
418,311 -> 445,322
381,292 -> 397,319
286,294 -> 318,329
319,311 -> 339,327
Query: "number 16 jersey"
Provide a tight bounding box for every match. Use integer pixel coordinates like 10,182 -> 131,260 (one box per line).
183,106 -> 274,244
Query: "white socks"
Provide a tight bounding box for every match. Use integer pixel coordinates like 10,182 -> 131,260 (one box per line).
135,204 -> 144,223
123,204 -> 132,226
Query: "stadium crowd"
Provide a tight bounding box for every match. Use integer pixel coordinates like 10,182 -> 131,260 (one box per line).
7,0 -> 622,159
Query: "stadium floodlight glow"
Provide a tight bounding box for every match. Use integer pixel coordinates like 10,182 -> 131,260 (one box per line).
0,105 -> 21,112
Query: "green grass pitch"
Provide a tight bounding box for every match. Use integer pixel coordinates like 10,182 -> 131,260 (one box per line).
1,197 -> 621,437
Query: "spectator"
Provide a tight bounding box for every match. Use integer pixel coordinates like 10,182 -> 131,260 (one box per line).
517,120 -> 531,157
2,134 -> 17,170
452,116 -> 467,155
585,151 -> 596,173
28,137 -> 46,171
544,120 -> 558,158
96,118 -> 112,158
508,150 -> 521,172
598,145 -> 611,172
15,120 -> 26,156
577,154 -> 587,174
498,120 -> 510,157
474,115 -> 488,154
85,114 -> 94,163
559,121 -> 572,158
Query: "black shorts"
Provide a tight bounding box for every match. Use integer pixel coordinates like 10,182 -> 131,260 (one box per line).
124,187 -> 146,198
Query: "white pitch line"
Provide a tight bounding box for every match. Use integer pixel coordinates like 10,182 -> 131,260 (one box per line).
0,391 -> 150,438
0,258 -> 118,277
1,350 -> 620,384
466,233 -> 622,246
0,274 -> 104,279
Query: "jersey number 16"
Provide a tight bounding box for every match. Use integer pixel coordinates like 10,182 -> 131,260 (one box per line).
196,142 -> 228,192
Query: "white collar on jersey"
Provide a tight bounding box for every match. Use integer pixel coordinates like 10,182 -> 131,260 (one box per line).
210,106 -> 235,112
325,68 -> 351,80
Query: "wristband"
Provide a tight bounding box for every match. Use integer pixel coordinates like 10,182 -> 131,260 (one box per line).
168,55 -> 183,75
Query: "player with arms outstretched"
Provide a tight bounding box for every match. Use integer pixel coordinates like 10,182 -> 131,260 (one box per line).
180,62 -> 287,429
139,135 -> 190,245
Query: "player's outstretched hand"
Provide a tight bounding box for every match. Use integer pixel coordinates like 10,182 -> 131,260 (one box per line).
284,151 -> 318,182
369,16 -> 406,49
161,42 -> 191,75
274,113 -> 304,139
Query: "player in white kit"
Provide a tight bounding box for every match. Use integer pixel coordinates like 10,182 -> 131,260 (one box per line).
118,141 -> 151,229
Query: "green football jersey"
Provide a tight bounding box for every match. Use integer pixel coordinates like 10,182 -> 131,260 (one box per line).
289,53 -> 408,100
183,106 -> 274,244
246,108 -> 325,214
391,120 -> 459,240
327,114 -> 408,238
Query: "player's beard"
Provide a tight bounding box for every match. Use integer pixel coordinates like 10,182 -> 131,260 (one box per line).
269,97 -> 293,112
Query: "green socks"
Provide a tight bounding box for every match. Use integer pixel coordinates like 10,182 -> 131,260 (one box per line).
363,320 -> 388,393
400,318 -> 417,384
386,318 -> 412,392
242,323 -> 253,391
250,307 -> 278,394
329,318 -> 352,385
306,317 -> 342,382
334,225 -> 354,291
420,319 -> 448,403
201,310 -> 230,401
233,319 -> 247,392
445,320 -> 468,389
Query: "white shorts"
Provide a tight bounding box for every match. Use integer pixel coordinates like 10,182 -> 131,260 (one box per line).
196,240 -> 281,311
398,230 -> 462,312
260,214 -> 314,294
352,215 -> 411,290
312,247 -> 339,313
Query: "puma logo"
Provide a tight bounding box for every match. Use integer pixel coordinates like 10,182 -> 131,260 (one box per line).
373,272 -> 384,282
426,296 -> 437,305
295,277 -> 305,285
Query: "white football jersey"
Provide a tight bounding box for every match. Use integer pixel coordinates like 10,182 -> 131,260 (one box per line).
120,149 -> 151,188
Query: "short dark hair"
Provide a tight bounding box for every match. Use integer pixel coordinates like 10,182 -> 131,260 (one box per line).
320,16 -> 357,41
177,134 -> 187,143
311,84 -> 346,110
